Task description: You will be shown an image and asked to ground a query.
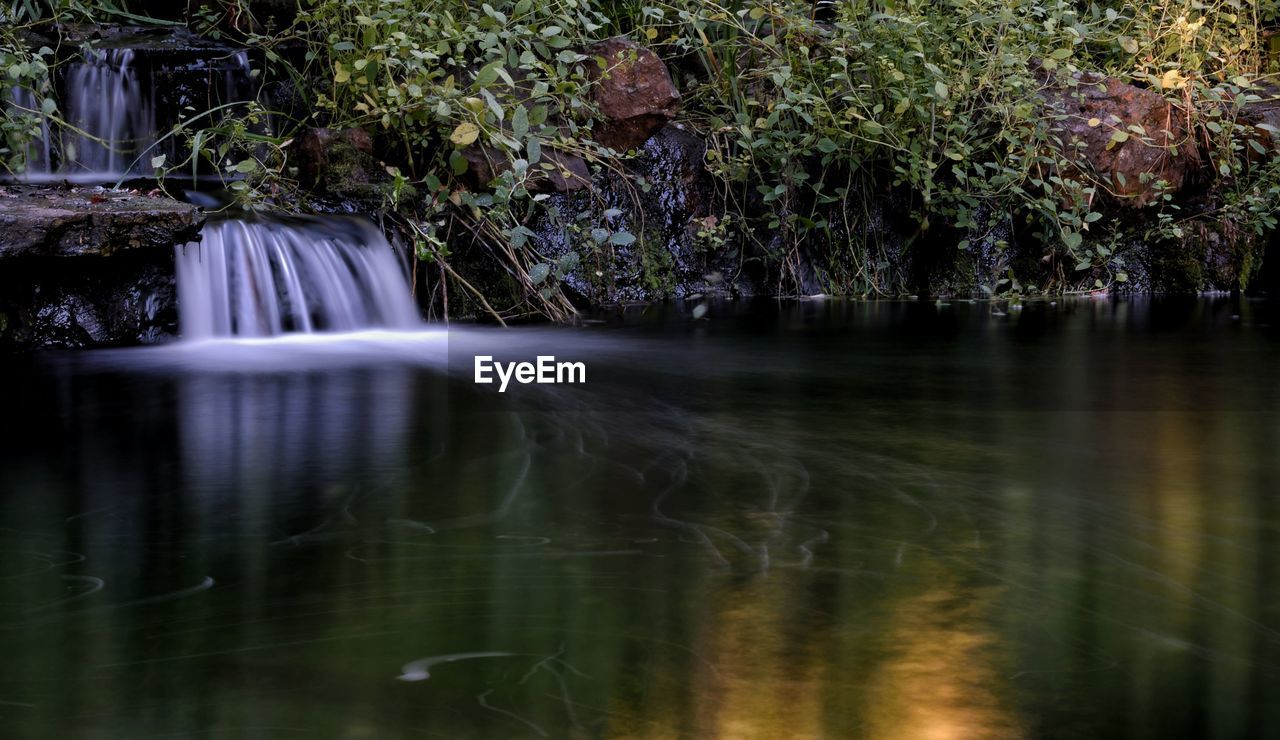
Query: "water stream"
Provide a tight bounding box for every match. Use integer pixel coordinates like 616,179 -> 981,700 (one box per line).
175,217 -> 421,340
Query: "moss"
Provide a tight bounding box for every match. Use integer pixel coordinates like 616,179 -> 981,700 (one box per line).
1149,240 -> 1206,294
638,231 -> 677,296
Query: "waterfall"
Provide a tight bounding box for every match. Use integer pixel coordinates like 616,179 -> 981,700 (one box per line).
10,40 -> 254,180
61,48 -> 152,177
176,218 -> 421,340
4,86 -> 53,173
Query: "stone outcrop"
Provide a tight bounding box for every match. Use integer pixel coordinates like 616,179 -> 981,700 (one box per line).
1238,89 -> 1280,158
0,186 -> 199,349
461,142 -> 591,193
529,126 -> 748,304
0,186 -> 204,257
588,38 -> 681,152
292,128 -> 378,189
1040,71 -> 1199,208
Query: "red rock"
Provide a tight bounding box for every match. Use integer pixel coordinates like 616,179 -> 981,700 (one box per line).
588,38 -> 681,151
1040,71 -> 1198,208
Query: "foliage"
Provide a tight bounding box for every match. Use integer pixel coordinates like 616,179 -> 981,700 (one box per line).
4,0 -> 1280,312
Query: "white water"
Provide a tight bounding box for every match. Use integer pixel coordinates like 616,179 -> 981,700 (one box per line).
176,218 -> 422,340
5,86 -> 53,173
60,49 -> 150,177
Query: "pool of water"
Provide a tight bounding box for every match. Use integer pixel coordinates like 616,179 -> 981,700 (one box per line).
2,298 -> 1279,739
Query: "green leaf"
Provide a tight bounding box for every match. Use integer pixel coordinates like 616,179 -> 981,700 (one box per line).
816,137 -> 838,153
512,105 -> 529,139
609,231 -> 637,246
475,61 -> 503,87
150,154 -> 166,169
450,149 -> 469,175
528,263 -> 551,285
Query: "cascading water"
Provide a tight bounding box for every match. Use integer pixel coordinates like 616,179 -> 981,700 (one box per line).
9,35 -> 254,181
60,48 -> 151,177
4,86 -> 53,173
175,217 -> 422,340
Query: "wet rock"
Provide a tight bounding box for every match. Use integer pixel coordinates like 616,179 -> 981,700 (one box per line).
0,186 -> 203,257
588,38 -> 681,151
0,248 -> 178,350
293,127 -> 375,189
1040,71 -> 1198,208
290,127 -> 400,210
460,142 -> 591,193
527,126 -> 746,304
1237,88 -> 1280,159
1130,217 -> 1266,294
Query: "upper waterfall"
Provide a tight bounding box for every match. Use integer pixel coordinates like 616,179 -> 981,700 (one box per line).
176,217 -> 421,340
9,32 -> 254,182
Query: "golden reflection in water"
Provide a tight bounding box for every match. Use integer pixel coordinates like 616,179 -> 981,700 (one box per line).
688,576 -> 829,740
862,575 -> 1022,740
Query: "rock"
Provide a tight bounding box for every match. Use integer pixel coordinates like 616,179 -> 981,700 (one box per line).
460,142 -> 591,193
1237,88 -> 1280,159
0,251 -> 178,350
526,126 -> 748,304
0,186 -> 204,258
292,127 -> 378,192
1040,70 -> 1198,208
588,38 -> 681,151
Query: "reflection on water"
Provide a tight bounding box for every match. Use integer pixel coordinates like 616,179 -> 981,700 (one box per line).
2,298 -> 1280,738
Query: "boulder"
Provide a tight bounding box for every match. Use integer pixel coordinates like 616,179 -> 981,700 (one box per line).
292,127 -> 378,192
588,38 -> 681,151
0,186 -> 204,258
1237,88 -> 1280,158
1040,71 -> 1198,208
0,186 -> 196,349
460,142 -> 591,193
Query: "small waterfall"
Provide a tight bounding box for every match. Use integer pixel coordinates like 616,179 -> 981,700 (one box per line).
61,48 -> 152,176
4,86 -> 53,173
176,218 -> 421,340
10,36 -> 255,181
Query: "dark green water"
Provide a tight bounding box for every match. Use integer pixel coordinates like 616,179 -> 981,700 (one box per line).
3,298 -> 1280,739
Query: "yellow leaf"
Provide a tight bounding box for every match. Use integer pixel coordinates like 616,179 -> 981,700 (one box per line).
450,122 -> 480,147
1160,69 -> 1186,90
334,62 -> 350,84
1087,117 -> 1101,127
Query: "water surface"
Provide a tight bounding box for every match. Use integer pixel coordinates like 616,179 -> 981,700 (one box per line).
2,298 -> 1279,739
